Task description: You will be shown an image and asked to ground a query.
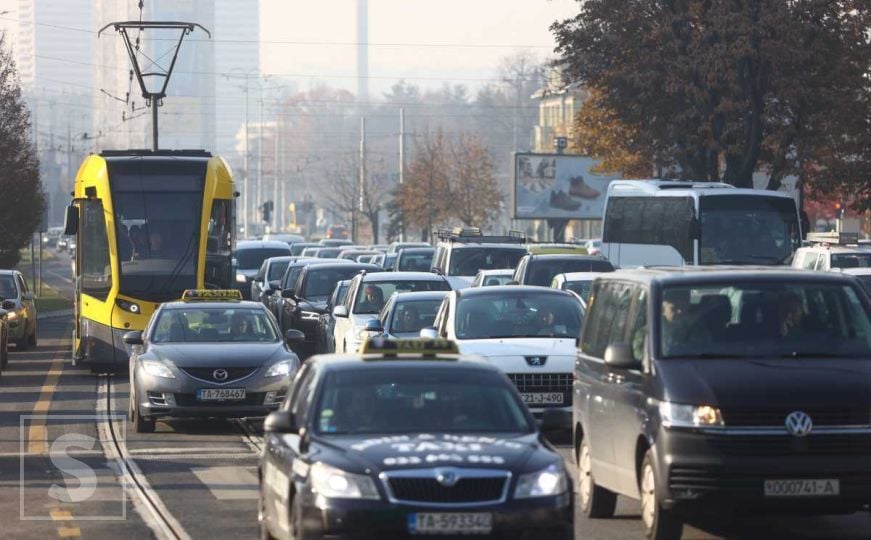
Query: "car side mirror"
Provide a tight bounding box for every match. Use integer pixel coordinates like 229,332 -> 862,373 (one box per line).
364,319 -> 383,333
63,205 -> 78,236
281,289 -> 296,299
263,411 -> 298,433
333,305 -> 349,318
604,343 -> 640,369
419,326 -> 439,339
268,280 -> 281,291
285,329 -> 305,344
540,408 -> 571,433
1,300 -> 15,310
22,292 -> 35,301
122,330 -> 144,345
431,267 -> 443,275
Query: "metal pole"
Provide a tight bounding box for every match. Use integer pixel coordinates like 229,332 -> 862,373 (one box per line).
151,97 -> 159,151
257,84 -> 264,224
30,234 -> 36,292
243,76 -> 250,237
273,104 -> 279,232
399,108 -> 405,242
358,116 -> 366,243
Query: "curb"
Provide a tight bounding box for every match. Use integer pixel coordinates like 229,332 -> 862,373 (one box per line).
40,309 -> 74,320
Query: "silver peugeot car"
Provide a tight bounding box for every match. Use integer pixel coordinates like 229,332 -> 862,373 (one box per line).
125,290 -> 303,433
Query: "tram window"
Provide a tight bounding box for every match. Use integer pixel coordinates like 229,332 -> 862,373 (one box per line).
206,199 -> 233,288
81,200 -> 112,300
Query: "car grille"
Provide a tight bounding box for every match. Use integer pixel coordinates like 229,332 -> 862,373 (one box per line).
708,434 -> 871,456
179,367 -> 259,384
722,409 -> 870,427
173,393 -> 265,406
506,373 -> 572,405
386,475 -> 508,504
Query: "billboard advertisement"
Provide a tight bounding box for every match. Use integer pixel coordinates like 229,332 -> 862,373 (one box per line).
513,153 -> 619,220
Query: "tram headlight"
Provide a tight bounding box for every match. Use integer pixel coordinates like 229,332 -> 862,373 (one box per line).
116,299 -> 141,314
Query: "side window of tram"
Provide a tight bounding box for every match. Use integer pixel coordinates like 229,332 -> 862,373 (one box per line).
206,199 -> 233,288
81,200 -> 112,300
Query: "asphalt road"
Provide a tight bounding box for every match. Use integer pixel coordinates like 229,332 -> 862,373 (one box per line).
2,261 -> 870,539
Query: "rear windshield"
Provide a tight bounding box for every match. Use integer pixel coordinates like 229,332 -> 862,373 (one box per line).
302,267 -> 367,301
660,282 -> 871,358
564,280 -> 593,302
355,280 -> 450,314
396,250 -> 435,272
267,261 -> 290,281
236,248 -> 291,270
449,247 -> 527,276
526,259 -> 614,286
315,368 -> 532,435
388,298 -> 444,336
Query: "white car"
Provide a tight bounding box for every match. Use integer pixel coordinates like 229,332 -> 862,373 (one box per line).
425,285 -> 584,428
332,271 -> 451,354
469,268 -> 515,287
550,271 -> 606,305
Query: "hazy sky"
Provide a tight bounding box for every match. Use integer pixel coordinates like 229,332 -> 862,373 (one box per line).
0,0 -> 580,96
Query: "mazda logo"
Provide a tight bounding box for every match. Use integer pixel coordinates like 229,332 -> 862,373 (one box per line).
212,369 -> 229,381
785,411 -> 813,437
435,469 -> 459,488
525,356 -> 547,367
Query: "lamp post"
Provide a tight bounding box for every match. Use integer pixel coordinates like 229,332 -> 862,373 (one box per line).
224,68 -> 260,237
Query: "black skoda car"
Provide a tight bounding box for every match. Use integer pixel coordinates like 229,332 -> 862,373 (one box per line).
258,339 -> 574,540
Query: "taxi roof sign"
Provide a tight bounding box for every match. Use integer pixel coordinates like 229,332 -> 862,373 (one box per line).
181,289 -> 243,301
360,337 -> 459,358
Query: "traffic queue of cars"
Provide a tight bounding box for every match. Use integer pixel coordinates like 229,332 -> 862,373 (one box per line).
117,227 -> 871,540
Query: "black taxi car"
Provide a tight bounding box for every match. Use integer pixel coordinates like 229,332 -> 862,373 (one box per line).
258,338 -> 574,540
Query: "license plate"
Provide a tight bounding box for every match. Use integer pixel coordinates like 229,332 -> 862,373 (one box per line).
408,513 -> 492,535
520,392 -> 564,405
196,388 -> 246,401
764,479 -> 839,497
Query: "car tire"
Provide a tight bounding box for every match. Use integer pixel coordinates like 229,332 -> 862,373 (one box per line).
640,451 -> 682,540
578,438 -> 617,518
1,332 -> 8,369
28,322 -> 37,347
130,388 -> 155,434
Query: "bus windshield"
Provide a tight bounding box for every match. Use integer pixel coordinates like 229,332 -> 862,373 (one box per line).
699,195 -> 800,265
109,160 -> 206,302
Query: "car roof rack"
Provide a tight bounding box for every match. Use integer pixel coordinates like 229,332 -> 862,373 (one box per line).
806,231 -> 860,247
434,226 -> 528,244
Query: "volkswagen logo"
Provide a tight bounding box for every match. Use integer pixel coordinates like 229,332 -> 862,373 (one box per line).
785,411 -> 813,437
435,469 -> 459,488
212,369 -> 229,382
525,356 -> 547,367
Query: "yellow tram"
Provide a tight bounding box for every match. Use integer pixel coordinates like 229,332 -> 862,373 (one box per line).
63,150 -> 236,370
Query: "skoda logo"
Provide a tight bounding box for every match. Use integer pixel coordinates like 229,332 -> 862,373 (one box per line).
785,411 -> 813,437
525,356 -> 547,367
212,369 -> 229,382
435,469 -> 459,488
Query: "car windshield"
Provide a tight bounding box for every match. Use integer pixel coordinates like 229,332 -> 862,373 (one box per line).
236,248 -> 291,270
659,282 -> 871,358
314,368 -> 532,435
831,253 -> 871,269
0,276 -> 17,300
302,267 -> 368,301
267,261 -> 290,281
388,299 -> 444,336
455,292 -> 583,339
396,250 -> 434,271
479,274 -> 513,287
290,243 -> 317,256
354,280 -> 450,314
151,307 -> 279,343
564,280 -> 594,302
853,275 -> 871,295
449,247 -> 526,276
316,248 -> 342,258
526,259 -> 613,286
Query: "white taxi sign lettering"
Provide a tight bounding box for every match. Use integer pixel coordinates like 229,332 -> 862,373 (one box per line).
181,289 -> 243,301
360,337 -> 459,357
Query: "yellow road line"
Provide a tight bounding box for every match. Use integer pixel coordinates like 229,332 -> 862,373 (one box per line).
57,526 -> 81,538
50,509 -> 73,521
26,355 -> 65,454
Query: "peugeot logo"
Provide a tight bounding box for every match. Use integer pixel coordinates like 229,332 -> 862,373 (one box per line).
435,469 -> 459,488
212,369 -> 229,382
525,356 -> 547,367
785,411 -> 813,437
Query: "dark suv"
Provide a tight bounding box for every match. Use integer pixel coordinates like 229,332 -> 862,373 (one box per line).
574,267 -> 871,540
512,254 -> 614,287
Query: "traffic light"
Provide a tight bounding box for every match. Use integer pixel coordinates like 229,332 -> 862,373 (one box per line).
261,201 -> 274,223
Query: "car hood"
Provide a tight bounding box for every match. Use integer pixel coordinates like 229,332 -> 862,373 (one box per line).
457,338 -> 577,358
657,358 -> 871,409
150,342 -> 289,367
351,314 -> 378,328
307,432 -> 555,475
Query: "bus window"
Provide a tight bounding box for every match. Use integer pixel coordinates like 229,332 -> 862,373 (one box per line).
206,199 -> 233,288
603,196 -> 695,263
81,200 -> 112,300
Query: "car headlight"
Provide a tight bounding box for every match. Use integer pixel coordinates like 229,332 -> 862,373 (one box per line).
265,360 -> 293,378
236,273 -> 248,283
514,463 -> 568,499
141,360 -> 175,379
6,310 -> 17,320
300,310 -> 320,321
310,462 -> 380,500
658,401 -> 723,429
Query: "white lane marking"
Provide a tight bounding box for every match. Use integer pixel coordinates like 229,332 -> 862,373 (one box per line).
133,453 -> 259,462
0,450 -> 105,458
96,377 -> 192,540
191,466 -> 259,500
127,447 -> 251,456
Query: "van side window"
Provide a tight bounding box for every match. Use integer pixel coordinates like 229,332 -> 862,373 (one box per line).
582,283 -> 632,358
629,288 -> 648,362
